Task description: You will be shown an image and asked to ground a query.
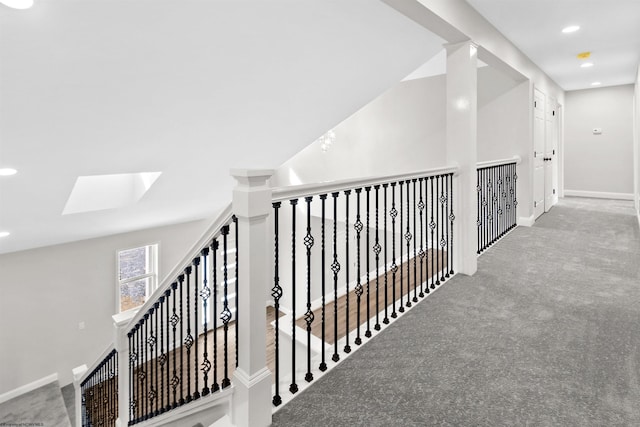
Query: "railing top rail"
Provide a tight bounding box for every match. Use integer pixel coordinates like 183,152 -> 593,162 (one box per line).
120,203 -> 234,332
79,343 -> 116,386
477,155 -> 521,170
272,165 -> 459,202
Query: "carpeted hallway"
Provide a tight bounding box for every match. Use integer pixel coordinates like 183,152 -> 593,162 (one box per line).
271,197 -> 640,426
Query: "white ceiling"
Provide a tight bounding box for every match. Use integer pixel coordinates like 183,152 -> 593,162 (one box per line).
0,0 -> 445,254
465,0 -> 640,91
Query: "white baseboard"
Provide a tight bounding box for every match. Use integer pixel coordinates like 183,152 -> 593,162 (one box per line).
637,211 -> 640,230
563,190 -> 634,201
0,373 -> 58,404
517,215 -> 535,227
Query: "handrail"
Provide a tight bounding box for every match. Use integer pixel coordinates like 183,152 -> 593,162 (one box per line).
477,155 -> 520,169
124,203 -> 233,330
79,344 -> 116,385
272,165 -> 459,202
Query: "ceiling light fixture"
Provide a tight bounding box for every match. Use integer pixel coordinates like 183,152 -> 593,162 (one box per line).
591,81 -> 602,86
0,168 -> 18,176
581,62 -> 594,68
0,231 -> 10,238
0,0 -> 34,9
562,25 -> 580,34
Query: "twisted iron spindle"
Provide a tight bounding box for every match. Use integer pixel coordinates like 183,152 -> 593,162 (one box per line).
221,225 -> 231,389
344,190 -> 352,353
304,196 -> 315,383
383,183 -> 390,324
390,183 -> 398,318
289,200 -> 298,394
354,188 -> 363,345
318,196 -> 327,371
200,248 -> 211,397
374,185 -> 381,331
412,179 -> 418,302
211,239 -> 219,393
272,202 -> 283,406
364,186 -> 372,338
331,192 -> 341,361
398,181 -> 404,312
405,180 -> 412,307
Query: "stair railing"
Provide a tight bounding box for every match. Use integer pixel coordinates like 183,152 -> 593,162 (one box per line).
268,165 -> 458,407
476,156 -> 520,254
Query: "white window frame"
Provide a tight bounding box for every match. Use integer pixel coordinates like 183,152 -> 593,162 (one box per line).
116,243 -> 159,313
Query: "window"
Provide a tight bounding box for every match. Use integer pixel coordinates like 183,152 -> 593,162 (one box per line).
117,244 -> 158,312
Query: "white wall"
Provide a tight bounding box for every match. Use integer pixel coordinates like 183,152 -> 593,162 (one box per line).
564,85 -> 635,197
271,75 -> 448,187
0,219 -> 209,393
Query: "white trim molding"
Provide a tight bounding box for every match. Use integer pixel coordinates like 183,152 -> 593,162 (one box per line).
517,215 -> 535,227
564,190 -> 634,201
0,373 -> 58,404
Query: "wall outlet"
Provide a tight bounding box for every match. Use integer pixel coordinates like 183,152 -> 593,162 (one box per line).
593,128 -> 603,135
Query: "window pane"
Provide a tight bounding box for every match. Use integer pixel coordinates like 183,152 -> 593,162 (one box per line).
120,277 -> 150,312
119,246 -> 149,280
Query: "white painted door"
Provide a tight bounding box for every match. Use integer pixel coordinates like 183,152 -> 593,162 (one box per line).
533,89 -> 545,219
544,97 -> 556,211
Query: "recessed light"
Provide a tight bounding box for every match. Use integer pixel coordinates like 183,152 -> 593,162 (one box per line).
581,62 -> 594,68
0,0 -> 34,9
591,81 -> 602,86
0,231 -> 10,238
0,168 -> 18,176
562,25 -> 580,34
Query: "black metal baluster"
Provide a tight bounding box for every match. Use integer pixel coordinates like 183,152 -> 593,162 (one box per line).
221,225 -> 231,389
374,185 -> 381,331
412,179 -> 418,302
304,196 -> 314,383
128,331 -> 134,422
211,239 -> 219,393
449,173 -> 455,275
444,176 -> 450,279
193,256 -> 200,400
513,165 -> 518,227
477,169 -> 481,254
200,248 -> 211,397
418,178 -> 425,297
405,180 -> 412,304
318,196 -> 327,371
143,316 -> 148,419
289,200 -> 298,394
429,177 -> 435,290
383,183 -> 390,323
233,216 -> 239,371
184,266 -> 193,403
331,192 -> 341,360
153,305 -> 159,416
344,190 -> 352,353
354,188 -> 363,345
178,274 -> 185,406
365,187 -> 372,337
272,202 -> 283,406
390,183 -> 398,317
158,296 -> 165,413
164,289 -> 170,411
399,181 -> 404,312
170,282 -> 179,409
440,175 -> 446,282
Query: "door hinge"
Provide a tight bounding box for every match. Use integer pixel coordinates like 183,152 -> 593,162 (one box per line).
553,149 -> 555,155
553,110 -> 555,116
534,151 -> 537,158
534,101 -> 537,108
534,201 -> 537,207
553,189 -> 556,195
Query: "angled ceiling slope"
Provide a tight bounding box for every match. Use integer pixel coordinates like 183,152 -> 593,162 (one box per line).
0,0 -> 445,254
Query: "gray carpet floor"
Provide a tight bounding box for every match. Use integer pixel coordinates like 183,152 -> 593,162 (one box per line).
0,380 -> 71,427
272,197 -> 640,427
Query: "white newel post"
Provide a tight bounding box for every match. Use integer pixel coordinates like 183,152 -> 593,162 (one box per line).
113,313 -> 131,427
446,40 -> 479,276
72,365 -> 87,427
230,169 -> 274,427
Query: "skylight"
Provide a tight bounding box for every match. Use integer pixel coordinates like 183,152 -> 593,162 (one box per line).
62,172 -> 161,215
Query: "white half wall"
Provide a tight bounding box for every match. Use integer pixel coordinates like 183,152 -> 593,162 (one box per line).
0,219 -> 209,394
564,85 -> 635,196
634,67 -> 640,218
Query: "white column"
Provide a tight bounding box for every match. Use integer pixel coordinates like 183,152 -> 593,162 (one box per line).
112,313 -> 131,427
72,365 -> 87,427
446,40 -> 478,276
230,169 -> 274,427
